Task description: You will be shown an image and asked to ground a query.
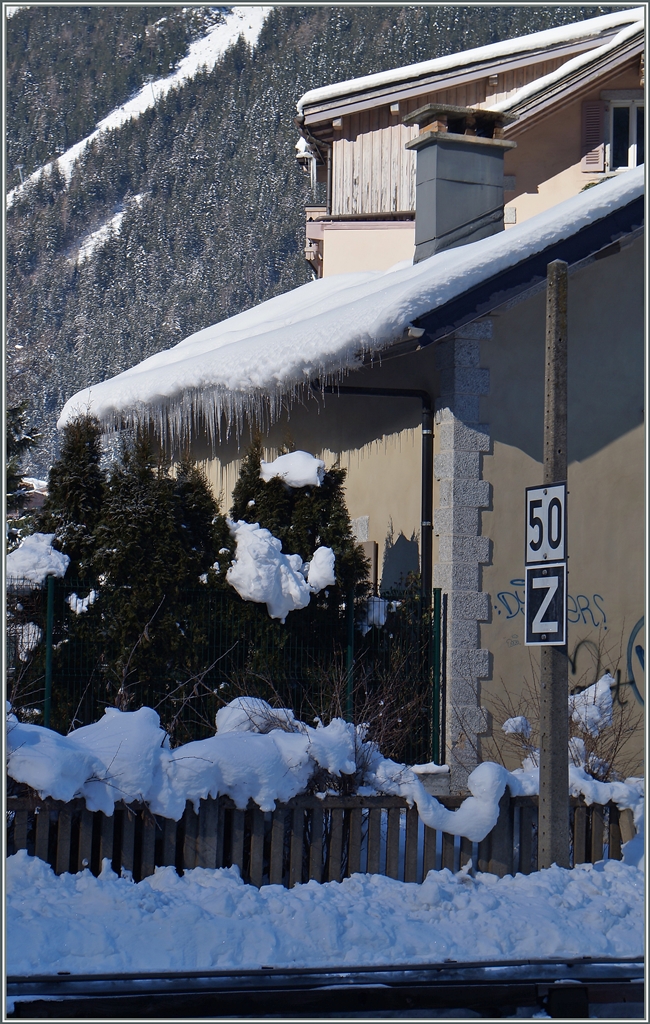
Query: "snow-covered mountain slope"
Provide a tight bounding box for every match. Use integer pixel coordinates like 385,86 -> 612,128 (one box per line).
6,6 -> 272,208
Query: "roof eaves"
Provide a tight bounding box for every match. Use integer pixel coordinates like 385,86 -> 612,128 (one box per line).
298,32 -> 626,124
411,196 -> 644,346
503,34 -> 644,131
300,34 -> 619,125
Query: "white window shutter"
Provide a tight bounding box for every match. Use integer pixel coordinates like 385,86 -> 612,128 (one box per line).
581,101 -> 605,172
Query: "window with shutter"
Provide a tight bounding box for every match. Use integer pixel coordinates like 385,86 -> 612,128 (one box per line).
581,100 -> 605,172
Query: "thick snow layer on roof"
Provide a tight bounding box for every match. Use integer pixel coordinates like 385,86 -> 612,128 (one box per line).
6,701 -> 644,840
296,9 -> 644,114
494,15 -> 644,114
6,533 -> 70,584
6,7 -> 271,208
6,850 -> 643,976
58,167 -> 644,444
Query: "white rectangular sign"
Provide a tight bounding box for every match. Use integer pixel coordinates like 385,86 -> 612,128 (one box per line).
525,483 -> 567,565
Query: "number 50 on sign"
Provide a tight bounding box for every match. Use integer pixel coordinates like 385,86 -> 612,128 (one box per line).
525,483 -> 567,646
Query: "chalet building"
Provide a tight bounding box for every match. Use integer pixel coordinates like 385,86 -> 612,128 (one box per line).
61,10 -> 645,791
296,9 -> 644,276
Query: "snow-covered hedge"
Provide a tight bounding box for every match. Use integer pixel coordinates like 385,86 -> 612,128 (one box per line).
6,697 -> 643,851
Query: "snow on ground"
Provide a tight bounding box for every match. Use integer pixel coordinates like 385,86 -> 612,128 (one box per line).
7,698 -> 644,844
57,168 -> 644,443
260,450 -> 326,487
296,9 -> 643,113
6,532 -> 70,584
6,850 -> 643,975
226,519 -> 335,621
6,6 -> 272,207
75,195 -> 143,264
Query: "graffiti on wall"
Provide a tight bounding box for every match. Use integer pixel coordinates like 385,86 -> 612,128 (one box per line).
495,579 -> 607,628
493,580 -> 644,705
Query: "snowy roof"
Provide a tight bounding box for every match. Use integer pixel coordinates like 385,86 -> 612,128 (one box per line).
58,167 -> 644,444
296,9 -> 644,115
494,14 -> 644,117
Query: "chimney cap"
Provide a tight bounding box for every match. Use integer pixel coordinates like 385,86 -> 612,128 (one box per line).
403,103 -> 517,129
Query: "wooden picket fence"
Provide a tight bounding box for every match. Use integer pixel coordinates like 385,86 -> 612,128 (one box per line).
7,785 -> 633,886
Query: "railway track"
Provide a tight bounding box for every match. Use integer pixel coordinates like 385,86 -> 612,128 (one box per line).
7,955 -> 644,1018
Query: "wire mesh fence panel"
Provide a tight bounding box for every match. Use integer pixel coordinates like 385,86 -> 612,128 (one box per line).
6,578 -> 437,763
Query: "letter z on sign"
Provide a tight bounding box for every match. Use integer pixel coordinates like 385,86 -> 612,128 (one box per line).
525,564 -> 566,645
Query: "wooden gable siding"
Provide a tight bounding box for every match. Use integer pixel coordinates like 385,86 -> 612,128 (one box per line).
331,57 -> 566,215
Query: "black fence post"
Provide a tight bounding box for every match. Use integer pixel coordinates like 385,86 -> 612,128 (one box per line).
44,575 -> 55,728
431,587 -> 442,763
345,589 -> 354,721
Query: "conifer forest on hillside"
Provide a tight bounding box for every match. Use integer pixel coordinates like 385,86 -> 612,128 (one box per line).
6,4 -> 620,473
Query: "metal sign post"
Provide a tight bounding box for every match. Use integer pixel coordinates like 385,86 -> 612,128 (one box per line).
525,259 -> 570,870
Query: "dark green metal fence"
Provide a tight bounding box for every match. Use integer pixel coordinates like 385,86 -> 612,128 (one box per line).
6,576 -> 443,764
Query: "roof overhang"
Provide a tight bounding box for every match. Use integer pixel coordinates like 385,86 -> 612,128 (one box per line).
300,34 -> 618,134
504,37 -> 644,135
410,195 -> 644,347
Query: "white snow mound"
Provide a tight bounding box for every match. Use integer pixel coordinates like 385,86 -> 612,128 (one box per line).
260,451 -> 325,487
6,533 -> 70,584
226,519 -> 335,621
6,700 -> 644,846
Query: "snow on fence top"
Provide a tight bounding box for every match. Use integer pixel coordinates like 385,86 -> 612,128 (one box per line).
58,168 -> 644,445
6,697 -> 644,845
296,9 -> 644,114
6,533 -> 70,585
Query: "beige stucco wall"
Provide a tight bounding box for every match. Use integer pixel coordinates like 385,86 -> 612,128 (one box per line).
322,223 -> 415,276
194,234 -> 644,769
479,235 -> 645,770
196,344 -> 437,592
503,59 -> 643,227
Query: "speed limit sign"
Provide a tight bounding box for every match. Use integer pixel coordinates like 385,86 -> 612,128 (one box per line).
525,483 -> 566,564
525,483 -> 567,646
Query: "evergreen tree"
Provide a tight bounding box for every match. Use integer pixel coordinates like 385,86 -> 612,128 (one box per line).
6,401 -> 36,513
91,431 -> 229,711
38,413 -> 106,576
230,439 -> 369,599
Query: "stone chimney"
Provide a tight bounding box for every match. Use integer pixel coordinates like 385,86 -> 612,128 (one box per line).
404,104 -> 517,262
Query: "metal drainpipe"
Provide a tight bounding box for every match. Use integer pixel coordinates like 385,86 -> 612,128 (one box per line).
315,385 -> 433,611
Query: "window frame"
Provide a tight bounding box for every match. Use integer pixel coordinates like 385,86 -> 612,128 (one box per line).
607,100 -> 644,171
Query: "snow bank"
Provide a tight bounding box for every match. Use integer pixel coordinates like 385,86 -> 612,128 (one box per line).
502,715 -> 532,739
57,168 -> 644,444
569,673 -> 614,737
296,9 -> 643,113
6,700 -> 644,845
6,532 -> 70,584
260,450 -> 325,487
226,519 -> 334,621
6,850 -> 643,975
7,7 -> 272,207
6,702 -> 357,820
